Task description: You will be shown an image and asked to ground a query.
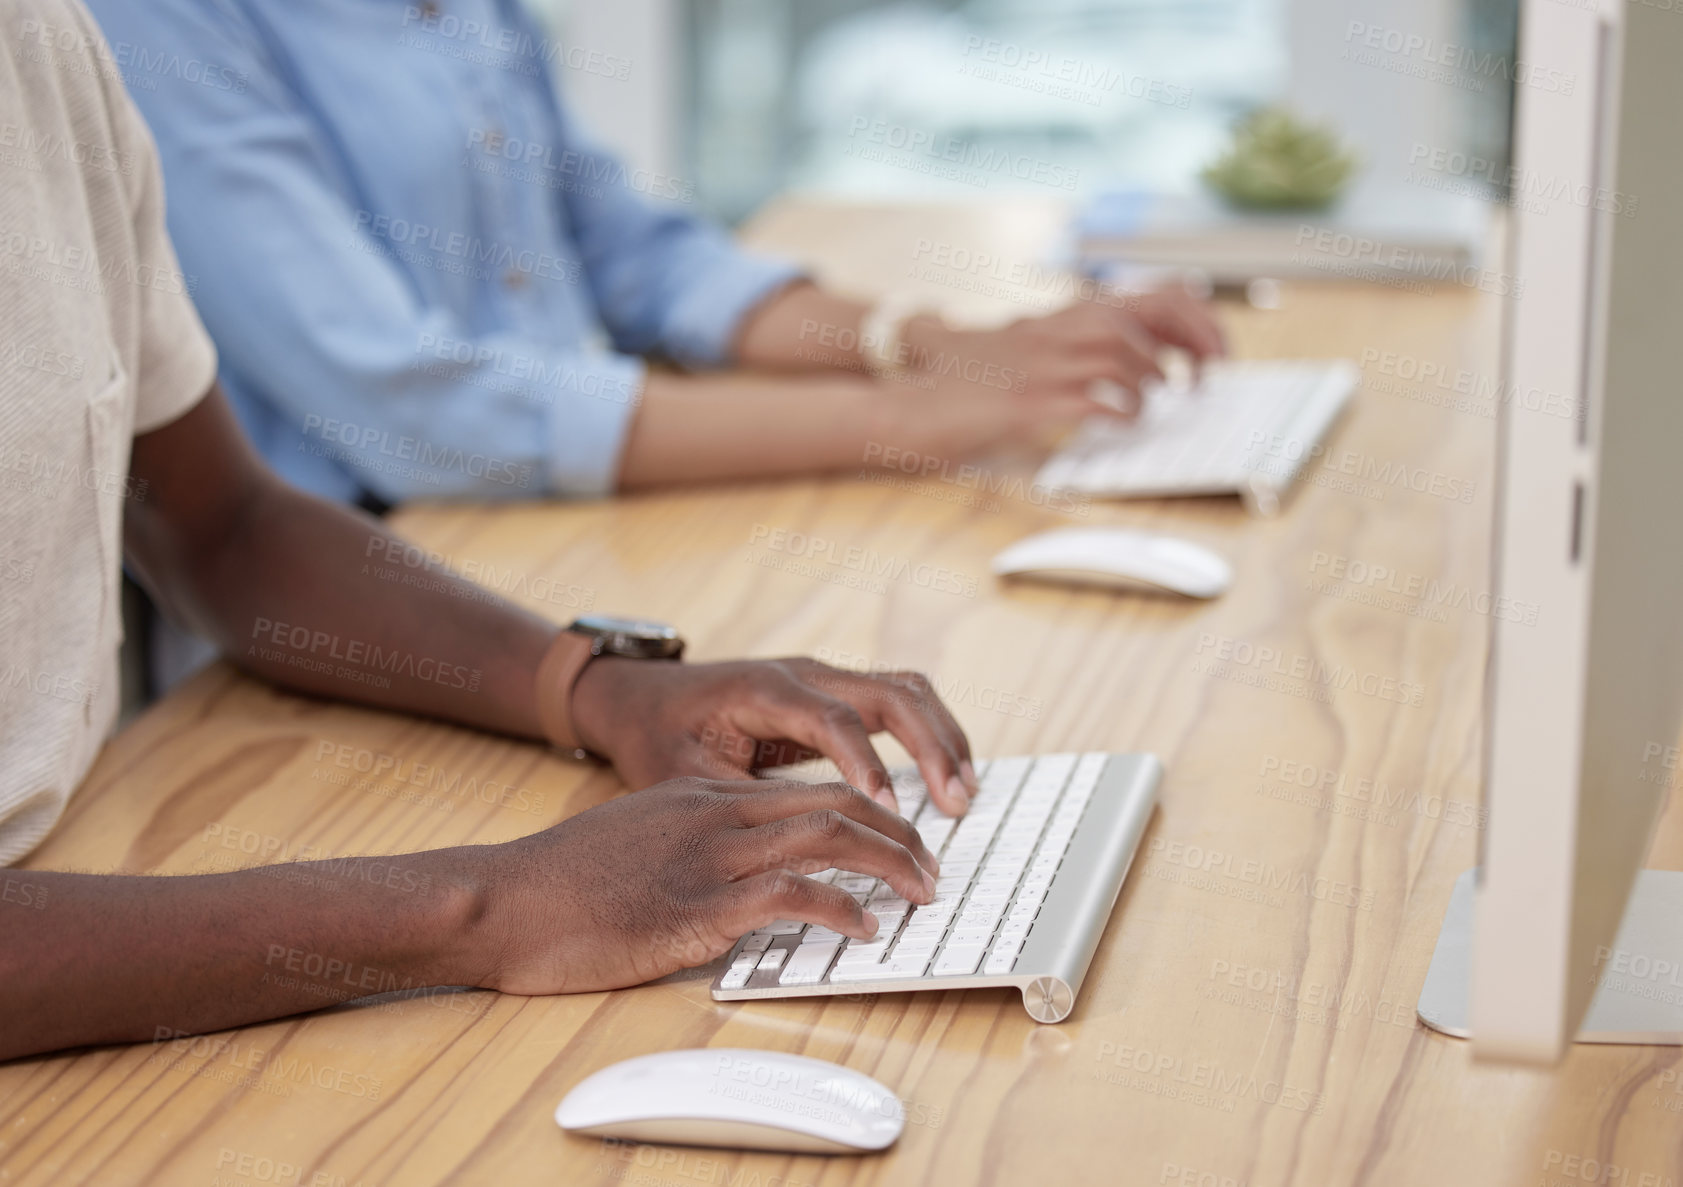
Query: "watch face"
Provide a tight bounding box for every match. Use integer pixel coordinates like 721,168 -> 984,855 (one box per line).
569,614 -> 684,659
572,614 -> 678,641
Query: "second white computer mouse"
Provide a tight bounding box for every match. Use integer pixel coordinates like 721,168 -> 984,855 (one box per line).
555,1048 -> 904,1154
992,527 -> 1233,598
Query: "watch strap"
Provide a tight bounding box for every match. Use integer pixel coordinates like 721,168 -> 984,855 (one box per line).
535,628 -> 598,754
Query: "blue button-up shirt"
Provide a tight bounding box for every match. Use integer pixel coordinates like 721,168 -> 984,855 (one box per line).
83,0 -> 802,502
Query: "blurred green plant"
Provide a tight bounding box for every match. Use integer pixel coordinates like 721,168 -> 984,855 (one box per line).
1201,107 -> 1361,211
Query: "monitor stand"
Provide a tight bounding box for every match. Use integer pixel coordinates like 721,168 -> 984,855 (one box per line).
1418,869 -> 1683,1043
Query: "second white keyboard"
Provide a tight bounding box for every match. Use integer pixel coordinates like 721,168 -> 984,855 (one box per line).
1035,359 -> 1359,515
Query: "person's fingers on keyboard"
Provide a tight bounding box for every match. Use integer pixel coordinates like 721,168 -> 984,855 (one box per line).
721,670 -> 899,810
686,740 -> 751,782
753,741 -> 823,769
738,809 -> 934,905
1033,389 -> 1131,427
872,668 -> 974,814
737,780 -> 941,878
718,869 -> 881,943
993,303 -> 1164,405
804,665 -> 975,818
1080,371 -> 1144,420
688,723 -> 813,779
1073,304 -> 1164,390
1134,288 -> 1227,361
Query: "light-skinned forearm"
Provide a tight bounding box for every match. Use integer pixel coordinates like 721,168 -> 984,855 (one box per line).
0,854 -> 487,1061
616,368 -> 908,489
730,280 -> 956,378
731,281 -> 872,371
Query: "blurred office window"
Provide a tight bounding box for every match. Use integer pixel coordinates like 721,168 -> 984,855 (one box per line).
525,0 -> 1516,227
686,0 -> 1291,222
523,0 -> 682,186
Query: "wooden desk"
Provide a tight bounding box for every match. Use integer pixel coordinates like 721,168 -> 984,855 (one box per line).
4,200 -> 1681,1187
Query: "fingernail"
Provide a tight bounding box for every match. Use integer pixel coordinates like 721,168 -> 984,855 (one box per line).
959,760 -> 978,793
920,870 -> 936,900
945,775 -> 971,814
861,910 -> 880,938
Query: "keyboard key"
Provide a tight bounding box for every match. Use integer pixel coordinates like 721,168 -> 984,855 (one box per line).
829,954 -> 932,983
834,941 -> 889,965
896,934 -> 946,957
918,816 -> 956,850
756,947 -> 787,972
739,933 -> 772,954
1072,753 -> 1108,791
780,941 -> 842,986
1003,882 -> 1043,909
984,860 -> 1028,883
932,945 -> 986,976
757,919 -> 807,936
983,756 -> 1032,793
1023,753 -> 1076,787
722,949 -> 761,990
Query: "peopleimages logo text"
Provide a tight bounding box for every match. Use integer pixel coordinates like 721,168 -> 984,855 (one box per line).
1195,633 -> 1426,707
249,618 -> 481,692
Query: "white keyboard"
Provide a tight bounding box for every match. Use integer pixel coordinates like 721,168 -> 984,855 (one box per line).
1035,360 -> 1359,515
710,752 -> 1160,1023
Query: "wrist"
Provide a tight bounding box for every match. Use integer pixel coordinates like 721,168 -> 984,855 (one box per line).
381,848 -> 497,989
861,375 -> 925,460
899,314 -> 963,372
568,653 -> 638,757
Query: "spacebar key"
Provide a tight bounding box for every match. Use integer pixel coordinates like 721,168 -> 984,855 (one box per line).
828,956 -> 931,983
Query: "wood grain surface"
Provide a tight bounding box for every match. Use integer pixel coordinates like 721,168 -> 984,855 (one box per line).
2,200 -> 1679,1187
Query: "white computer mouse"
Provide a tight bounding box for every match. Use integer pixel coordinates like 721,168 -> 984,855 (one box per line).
555,1048 -> 904,1154
992,527 -> 1232,598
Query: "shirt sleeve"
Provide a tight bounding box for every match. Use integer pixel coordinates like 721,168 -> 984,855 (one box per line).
86,7 -> 216,435
84,0 -> 644,499
542,88 -> 805,369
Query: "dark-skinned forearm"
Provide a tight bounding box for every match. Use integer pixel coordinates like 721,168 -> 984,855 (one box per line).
0,854 -> 489,1061
170,480 -> 557,741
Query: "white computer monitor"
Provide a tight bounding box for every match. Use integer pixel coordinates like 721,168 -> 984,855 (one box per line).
1416,0 -> 1683,1063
